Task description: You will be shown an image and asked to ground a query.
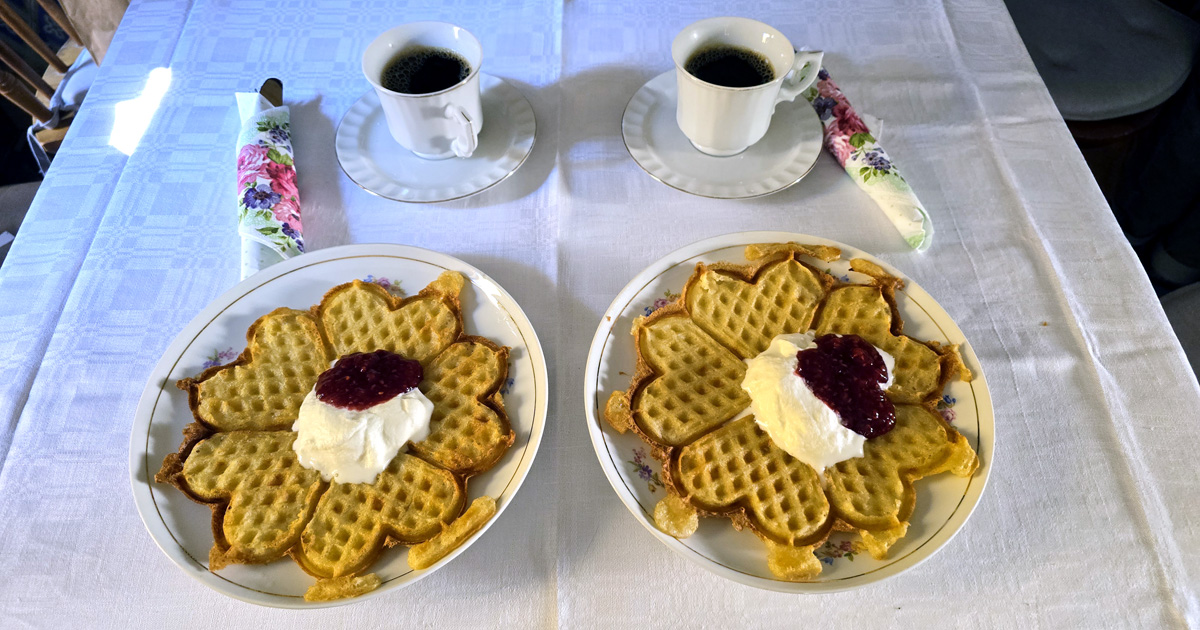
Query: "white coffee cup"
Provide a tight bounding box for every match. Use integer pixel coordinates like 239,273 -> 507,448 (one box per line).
672,17 -> 823,157
362,22 -> 483,160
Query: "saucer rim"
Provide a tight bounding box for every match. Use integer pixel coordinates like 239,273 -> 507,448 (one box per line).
621,71 -> 822,200
335,74 -> 536,204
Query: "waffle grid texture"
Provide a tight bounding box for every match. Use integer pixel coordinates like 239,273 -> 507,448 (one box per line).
158,273 -> 513,582
610,244 -> 978,580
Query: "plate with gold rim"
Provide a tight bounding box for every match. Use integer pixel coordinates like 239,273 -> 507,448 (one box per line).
582,231 -> 993,592
129,243 -> 548,608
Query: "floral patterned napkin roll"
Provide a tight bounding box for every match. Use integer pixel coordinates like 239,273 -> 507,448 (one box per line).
804,69 -> 933,252
235,92 -> 304,279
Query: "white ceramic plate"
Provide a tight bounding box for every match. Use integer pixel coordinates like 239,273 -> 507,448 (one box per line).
622,72 -> 823,199
335,74 -> 535,203
130,244 -> 548,608
584,231 -> 993,592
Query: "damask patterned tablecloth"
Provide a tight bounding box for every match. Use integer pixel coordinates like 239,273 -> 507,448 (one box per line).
0,0 -> 1197,627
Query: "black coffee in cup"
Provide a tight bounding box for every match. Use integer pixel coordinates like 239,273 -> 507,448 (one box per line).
684,45 -> 774,88
381,46 -> 471,94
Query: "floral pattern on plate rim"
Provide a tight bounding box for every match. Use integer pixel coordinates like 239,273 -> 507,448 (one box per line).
937,394 -> 957,423
643,290 -> 681,317
363,274 -> 404,296
815,538 -> 863,565
628,447 -> 663,493
202,347 -> 239,369
820,266 -> 854,284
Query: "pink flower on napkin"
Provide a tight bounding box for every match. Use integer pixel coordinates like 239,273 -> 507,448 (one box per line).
817,78 -> 839,100
237,144 -> 270,188
271,197 -> 302,231
265,161 -> 298,201
832,102 -> 869,137
828,135 -> 853,164
824,102 -> 871,164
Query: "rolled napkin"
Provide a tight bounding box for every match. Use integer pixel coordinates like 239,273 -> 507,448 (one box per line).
235,92 -> 304,279
804,68 -> 933,251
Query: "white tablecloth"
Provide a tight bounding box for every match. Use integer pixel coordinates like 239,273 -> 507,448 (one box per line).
1,0 -> 1197,627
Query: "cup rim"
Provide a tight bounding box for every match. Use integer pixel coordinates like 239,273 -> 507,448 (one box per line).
362,21 -> 482,99
671,16 -> 794,92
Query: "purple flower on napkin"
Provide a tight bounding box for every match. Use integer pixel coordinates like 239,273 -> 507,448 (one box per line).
864,150 -> 892,174
281,222 -> 303,250
243,183 -> 281,209
812,96 -> 836,121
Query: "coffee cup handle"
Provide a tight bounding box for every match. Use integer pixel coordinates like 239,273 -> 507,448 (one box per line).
444,104 -> 477,158
776,50 -> 824,105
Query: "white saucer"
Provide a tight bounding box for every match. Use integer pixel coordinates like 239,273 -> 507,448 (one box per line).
336,74 -> 536,203
622,71 -> 823,199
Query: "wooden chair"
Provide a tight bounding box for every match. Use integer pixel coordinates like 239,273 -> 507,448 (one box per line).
0,0 -> 86,157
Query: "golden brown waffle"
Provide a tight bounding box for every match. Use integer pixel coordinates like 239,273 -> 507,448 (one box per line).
178,308 -> 333,432
157,271 -> 513,595
626,304 -> 749,447
684,256 -> 833,360
813,259 -> 962,404
315,275 -> 464,365
410,337 -> 514,475
304,574 -> 382,602
294,453 -> 465,578
408,496 -> 498,570
156,430 -> 325,569
666,416 -> 831,546
607,243 -> 978,580
826,404 -> 977,557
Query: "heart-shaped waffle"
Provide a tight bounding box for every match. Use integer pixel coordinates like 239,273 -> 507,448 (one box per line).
826,404 -> 976,557
157,271 -> 512,599
315,275 -> 463,365
665,416 -> 831,546
410,337 -> 514,476
294,453 -> 465,578
684,255 -> 834,360
814,260 -> 959,404
179,309 -> 333,431
626,304 -> 749,447
607,244 -> 977,581
157,430 -> 325,569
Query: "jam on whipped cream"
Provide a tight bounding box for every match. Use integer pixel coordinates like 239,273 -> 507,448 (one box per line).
315,350 -> 424,410
741,332 -> 895,472
795,334 -> 896,438
292,350 -> 433,484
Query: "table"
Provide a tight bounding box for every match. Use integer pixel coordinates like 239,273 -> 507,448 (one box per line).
1,0 -> 1198,627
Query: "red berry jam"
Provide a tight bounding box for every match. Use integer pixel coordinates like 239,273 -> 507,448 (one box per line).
795,334 -> 896,438
315,350 -> 423,411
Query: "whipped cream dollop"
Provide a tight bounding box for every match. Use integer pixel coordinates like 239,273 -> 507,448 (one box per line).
741,332 -> 894,472
291,352 -> 434,485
